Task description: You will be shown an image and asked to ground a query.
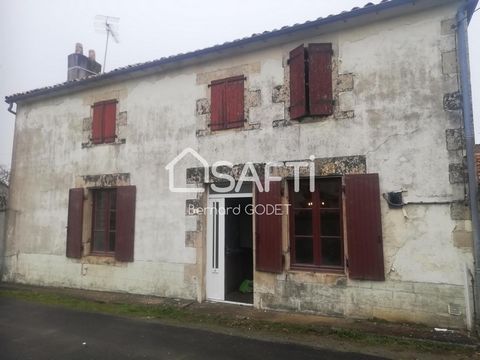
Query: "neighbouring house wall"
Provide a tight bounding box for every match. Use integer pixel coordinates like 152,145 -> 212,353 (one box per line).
2,2 -> 473,328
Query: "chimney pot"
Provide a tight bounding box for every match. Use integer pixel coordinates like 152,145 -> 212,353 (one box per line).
75,43 -> 83,54
88,50 -> 96,61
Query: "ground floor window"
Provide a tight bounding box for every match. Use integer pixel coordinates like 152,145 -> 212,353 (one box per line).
289,178 -> 343,270
92,189 -> 117,254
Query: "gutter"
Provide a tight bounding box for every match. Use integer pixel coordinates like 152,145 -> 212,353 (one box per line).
456,1 -> 480,329
7,102 -> 16,115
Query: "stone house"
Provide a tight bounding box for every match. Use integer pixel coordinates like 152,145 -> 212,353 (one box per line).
3,0 -> 479,330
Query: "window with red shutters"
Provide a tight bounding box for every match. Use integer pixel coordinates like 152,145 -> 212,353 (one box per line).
90,186 -> 136,262
91,100 -> 117,144
289,43 -> 333,119
210,76 -> 245,131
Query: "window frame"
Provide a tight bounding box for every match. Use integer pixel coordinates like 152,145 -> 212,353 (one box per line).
209,75 -> 246,131
91,99 -> 118,144
91,188 -> 117,256
288,177 -> 344,272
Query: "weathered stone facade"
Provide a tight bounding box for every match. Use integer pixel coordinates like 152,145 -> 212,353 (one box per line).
2,0 -> 476,329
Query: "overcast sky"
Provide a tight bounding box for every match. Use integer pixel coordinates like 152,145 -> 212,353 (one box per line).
0,0 -> 479,169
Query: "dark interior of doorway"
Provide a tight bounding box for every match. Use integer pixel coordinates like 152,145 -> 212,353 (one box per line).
224,197 -> 253,304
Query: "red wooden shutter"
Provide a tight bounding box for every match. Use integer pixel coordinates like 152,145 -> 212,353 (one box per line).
289,44 -> 307,120
66,188 -> 84,259
255,181 -> 283,273
115,186 -> 136,262
345,174 -> 385,281
210,81 -> 225,131
103,101 -> 117,143
92,103 -> 104,144
308,43 -> 333,116
225,76 -> 244,129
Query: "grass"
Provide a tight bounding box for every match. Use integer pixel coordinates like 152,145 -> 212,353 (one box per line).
0,288 -> 476,356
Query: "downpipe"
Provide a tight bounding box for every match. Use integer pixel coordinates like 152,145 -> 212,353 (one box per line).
456,5 -> 480,330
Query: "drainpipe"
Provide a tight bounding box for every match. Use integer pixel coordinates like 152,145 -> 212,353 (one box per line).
7,102 -> 16,115
456,4 -> 480,329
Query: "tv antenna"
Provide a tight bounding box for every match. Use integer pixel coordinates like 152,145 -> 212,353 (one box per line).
94,15 -> 120,72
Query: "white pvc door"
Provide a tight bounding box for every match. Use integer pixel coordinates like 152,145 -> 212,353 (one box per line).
206,198 -> 225,301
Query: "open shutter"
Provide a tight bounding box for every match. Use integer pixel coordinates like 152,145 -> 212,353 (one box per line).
92,103 -> 103,144
115,185 -> 136,262
210,81 -> 225,131
103,101 -> 117,143
345,174 -> 385,281
225,76 -> 245,129
289,44 -> 307,119
255,181 -> 283,273
308,43 -> 333,116
66,188 -> 84,259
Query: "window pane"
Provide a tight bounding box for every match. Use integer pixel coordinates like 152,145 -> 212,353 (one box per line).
93,231 -> 105,252
294,209 -> 312,235
110,191 -> 116,209
109,232 -> 116,252
293,180 -> 313,208
319,179 -> 340,208
295,237 -> 313,264
94,192 -> 106,230
321,237 -> 342,266
320,212 -> 341,236
109,210 -> 116,231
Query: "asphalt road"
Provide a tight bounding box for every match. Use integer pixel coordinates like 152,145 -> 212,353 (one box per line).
0,297 -> 386,360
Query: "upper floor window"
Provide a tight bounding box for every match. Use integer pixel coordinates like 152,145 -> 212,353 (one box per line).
210,76 -> 245,131
92,100 -> 117,144
289,43 -> 333,119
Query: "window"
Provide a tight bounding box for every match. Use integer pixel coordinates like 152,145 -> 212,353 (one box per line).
289,43 -> 333,119
66,186 -> 136,262
92,189 -> 117,254
92,100 -> 117,144
289,178 -> 343,270
255,174 -> 385,280
210,76 -> 245,131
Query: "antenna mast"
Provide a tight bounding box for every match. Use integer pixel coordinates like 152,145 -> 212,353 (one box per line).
94,15 -> 120,72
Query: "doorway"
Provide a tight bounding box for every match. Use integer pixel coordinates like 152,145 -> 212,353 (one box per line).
206,194 -> 253,304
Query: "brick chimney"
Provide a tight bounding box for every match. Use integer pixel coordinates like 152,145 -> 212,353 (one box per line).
67,43 -> 102,81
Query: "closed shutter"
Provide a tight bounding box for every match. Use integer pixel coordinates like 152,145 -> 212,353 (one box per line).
345,174 -> 385,281
66,188 -> 84,259
225,76 -> 245,129
255,181 -> 283,273
308,43 -> 333,116
115,185 -> 136,262
103,101 -> 117,143
92,103 -> 103,144
289,44 -> 307,119
210,81 -> 225,131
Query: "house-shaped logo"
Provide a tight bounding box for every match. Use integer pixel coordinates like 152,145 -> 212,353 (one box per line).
165,147 -> 210,193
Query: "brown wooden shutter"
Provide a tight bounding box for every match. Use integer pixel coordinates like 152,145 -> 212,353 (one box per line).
308,43 -> 333,116
210,81 -> 225,131
289,44 -> 307,120
225,76 -> 245,129
66,188 -> 84,259
345,174 -> 385,281
115,185 -> 136,262
92,103 -> 104,144
255,181 -> 283,273
103,101 -> 117,143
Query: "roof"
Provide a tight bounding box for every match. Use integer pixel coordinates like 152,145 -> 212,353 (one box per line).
5,0 -> 478,104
